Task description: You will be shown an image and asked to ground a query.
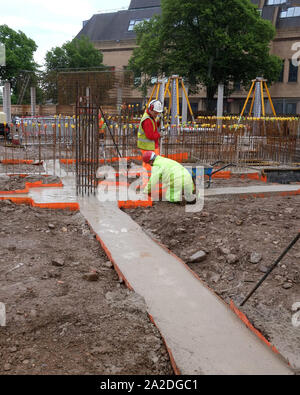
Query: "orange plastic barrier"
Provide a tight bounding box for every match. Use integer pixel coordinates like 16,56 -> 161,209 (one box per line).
241,173 -> 267,182
0,196 -> 79,211
118,198 -> 153,209
0,181 -> 63,195
163,152 -> 188,162
60,159 -> 76,165
60,153 -> 189,166
230,301 -> 280,355
211,170 -> 231,179
0,160 -> 34,165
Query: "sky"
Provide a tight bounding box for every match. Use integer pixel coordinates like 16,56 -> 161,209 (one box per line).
0,0 -> 131,68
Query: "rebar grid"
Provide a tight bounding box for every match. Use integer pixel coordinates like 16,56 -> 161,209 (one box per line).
1,116 -> 299,179
75,97 -> 99,196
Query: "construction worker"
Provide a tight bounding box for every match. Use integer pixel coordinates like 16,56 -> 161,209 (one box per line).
138,100 -> 163,185
99,114 -> 106,139
142,151 -> 196,204
138,99 -> 163,155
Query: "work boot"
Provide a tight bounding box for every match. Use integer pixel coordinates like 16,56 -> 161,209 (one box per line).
185,194 -> 197,204
173,198 -> 186,206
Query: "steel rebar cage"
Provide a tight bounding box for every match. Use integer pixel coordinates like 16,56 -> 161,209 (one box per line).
75,96 -> 99,196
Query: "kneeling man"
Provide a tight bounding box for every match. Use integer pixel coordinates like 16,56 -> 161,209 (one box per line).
142,151 -> 196,204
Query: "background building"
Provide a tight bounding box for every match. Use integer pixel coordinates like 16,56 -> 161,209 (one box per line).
78,0 -> 161,70
77,0 -> 300,115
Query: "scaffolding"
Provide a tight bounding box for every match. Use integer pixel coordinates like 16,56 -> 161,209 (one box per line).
1,72 -> 299,179
147,75 -> 195,129
240,77 -> 277,118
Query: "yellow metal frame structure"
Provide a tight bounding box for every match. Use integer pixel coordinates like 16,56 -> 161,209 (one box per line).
146,76 -> 195,123
240,78 -> 277,118
146,81 -> 163,108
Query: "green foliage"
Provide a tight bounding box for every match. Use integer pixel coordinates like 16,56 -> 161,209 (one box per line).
0,25 -> 38,101
128,0 -> 282,107
43,35 -> 105,103
45,35 -> 104,71
128,17 -> 165,95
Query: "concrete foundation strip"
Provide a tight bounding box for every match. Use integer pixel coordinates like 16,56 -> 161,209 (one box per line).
0,174 -> 298,374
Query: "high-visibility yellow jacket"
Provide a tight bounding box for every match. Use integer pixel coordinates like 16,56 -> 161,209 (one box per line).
144,155 -> 194,202
137,112 -> 156,151
99,117 -> 106,130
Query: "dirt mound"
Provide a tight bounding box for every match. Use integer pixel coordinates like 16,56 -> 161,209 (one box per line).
0,201 -> 173,375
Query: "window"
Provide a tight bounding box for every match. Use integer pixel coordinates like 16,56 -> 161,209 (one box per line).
280,7 -> 300,18
267,0 -> 286,5
273,101 -> 284,115
278,59 -> 285,82
286,103 -> 297,114
128,18 -> 150,31
288,59 -> 298,82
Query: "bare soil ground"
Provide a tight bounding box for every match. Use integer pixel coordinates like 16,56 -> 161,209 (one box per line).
0,175 -> 61,191
0,201 -> 173,375
1,161 -> 299,374
0,164 -> 45,175
207,175 -> 266,188
125,192 -> 300,373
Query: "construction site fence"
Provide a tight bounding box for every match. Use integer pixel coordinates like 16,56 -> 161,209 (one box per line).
0,116 -> 299,175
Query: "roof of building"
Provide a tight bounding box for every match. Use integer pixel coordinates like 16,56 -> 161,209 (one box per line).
76,1 -> 161,42
77,0 -> 300,43
129,0 -> 161,10
253,0 -> 300,30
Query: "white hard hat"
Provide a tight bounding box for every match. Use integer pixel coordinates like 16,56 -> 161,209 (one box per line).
149,100 -> 163,113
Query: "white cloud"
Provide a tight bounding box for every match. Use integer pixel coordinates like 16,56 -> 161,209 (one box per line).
31,0 -> 95,19
0,0 -> 131,65
0,15 -> 31,31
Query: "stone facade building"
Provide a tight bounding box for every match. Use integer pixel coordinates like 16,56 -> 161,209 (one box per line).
77,0 -> 300,115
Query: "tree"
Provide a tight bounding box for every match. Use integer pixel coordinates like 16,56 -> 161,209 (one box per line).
43,35 -> 105,103
129,0 -> 282,112
128,17 -> 165,97
45,35 -> 104,71
0,25 -> 38,102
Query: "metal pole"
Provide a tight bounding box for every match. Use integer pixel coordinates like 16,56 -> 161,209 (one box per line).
254,78 -> 262,118
31,87 -> 36,117
158,78 -> 166,155
181,80 -> 194,121
253,77 -> 263,137
260,81 -> 265,117
117,87 -> 123,116
99,104 -> 122,158
171,75 -> 178,136
182,83 -> 188,125
217,83 -> 224,131
264,81 -> 277,117
158,78 -> 166,112
240,81 -> 255,118
3,82 -> 11,124
249,85 -> 256,116
147,84 -> 157,108
217,84 -> 224,118
240,231 -> 300,307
